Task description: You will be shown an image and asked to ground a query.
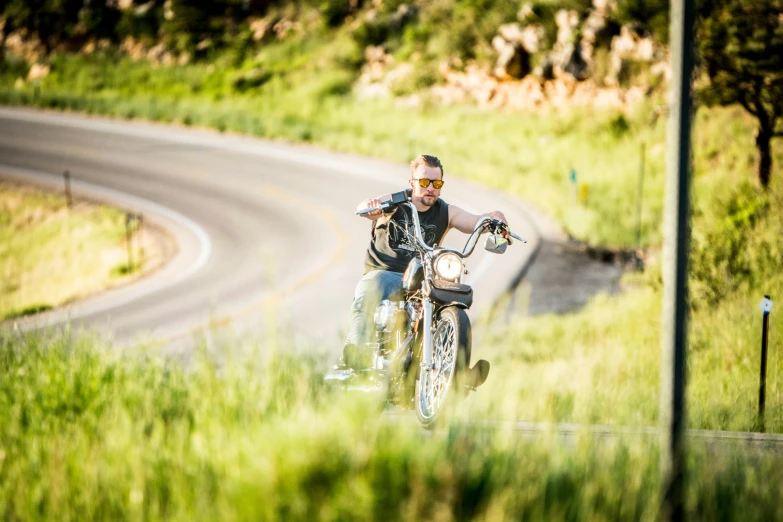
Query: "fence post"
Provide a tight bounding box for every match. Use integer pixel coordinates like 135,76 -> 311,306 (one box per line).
137,213 -> 144,265
759,295 -> 774,430
125,213 -> 134,271
636,142 -> 646,250
63,170 -> 72,208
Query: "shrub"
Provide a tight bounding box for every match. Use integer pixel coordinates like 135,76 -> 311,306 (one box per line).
689,182 -> 782,308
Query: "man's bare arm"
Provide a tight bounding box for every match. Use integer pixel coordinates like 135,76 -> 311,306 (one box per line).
448,205 -> 508,234
357,193 -> 392,220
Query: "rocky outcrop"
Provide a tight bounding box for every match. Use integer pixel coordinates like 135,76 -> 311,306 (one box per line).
607,24 -> 668,86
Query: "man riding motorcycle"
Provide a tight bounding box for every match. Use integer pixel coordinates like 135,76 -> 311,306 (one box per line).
339,154 -> 509,378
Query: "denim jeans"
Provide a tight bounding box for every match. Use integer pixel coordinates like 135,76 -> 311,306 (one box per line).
346,270 -> 405,348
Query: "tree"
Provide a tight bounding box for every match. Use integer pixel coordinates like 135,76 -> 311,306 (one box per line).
697,0 -> 783,188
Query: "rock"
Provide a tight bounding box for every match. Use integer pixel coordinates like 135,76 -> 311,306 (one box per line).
494,41 -> 530,80
521,25 -> 546,54
390,3 -> 418,27
135,1 -> 155,16
27,63 -> 50,82
581,8 -> 619,54
497,23 -> 545,54
272,18 -> 296,39
147,43 -> 166,62
535,54 -> 556,80
386,62 -> 414,89
364,44 -> 387,63
498,24 -> 525,46
517,3 -> 535,22
555,9 -> 580,46
248,17 -> 272,42
195,38 -> 212,51
4,31 -> 45,62
607,24 -> 663,85
355,45 -> 396,98
637,37 -> 655,61
563,44 -> 589,81
592,0 -> 615,14
163,0 -> 173,20
121,37 -> 147,61
14,78 -> 25,90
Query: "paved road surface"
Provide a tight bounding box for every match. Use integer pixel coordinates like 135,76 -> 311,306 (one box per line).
0,108 -> 542,356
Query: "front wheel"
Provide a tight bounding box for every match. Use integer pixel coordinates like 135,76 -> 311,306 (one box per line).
415,306 -> 471,428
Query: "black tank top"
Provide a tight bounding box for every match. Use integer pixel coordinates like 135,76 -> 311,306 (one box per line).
364,198 -> 450,273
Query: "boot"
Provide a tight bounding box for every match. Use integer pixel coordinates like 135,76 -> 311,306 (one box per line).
466,359 -> 490,389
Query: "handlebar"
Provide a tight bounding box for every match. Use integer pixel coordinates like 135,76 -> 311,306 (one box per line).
356,204 -> 389,217
356,195 -> 526,256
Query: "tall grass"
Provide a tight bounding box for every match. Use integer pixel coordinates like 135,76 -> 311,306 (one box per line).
1,328 -> 782,521
0,181 -> 144,320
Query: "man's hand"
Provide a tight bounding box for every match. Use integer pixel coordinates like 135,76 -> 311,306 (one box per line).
357,197 -> 386,220
487,211 -> 509,237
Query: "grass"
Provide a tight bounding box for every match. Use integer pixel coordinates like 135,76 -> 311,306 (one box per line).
2,43 -> 780,249
2,33 -> 783,517
1,327 -> 782,521
0,180 -> 144,320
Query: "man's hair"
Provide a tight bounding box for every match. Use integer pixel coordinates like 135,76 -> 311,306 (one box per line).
410,154 -> 444,178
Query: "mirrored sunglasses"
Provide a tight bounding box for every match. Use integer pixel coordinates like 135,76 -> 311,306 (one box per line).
413,178 -> 444,189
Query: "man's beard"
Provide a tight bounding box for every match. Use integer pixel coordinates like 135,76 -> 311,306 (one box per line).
418,194 -> 437,207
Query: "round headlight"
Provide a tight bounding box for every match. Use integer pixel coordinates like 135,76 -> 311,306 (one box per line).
434,253 -> 463,281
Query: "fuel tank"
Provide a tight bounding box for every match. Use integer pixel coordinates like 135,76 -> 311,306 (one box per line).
402,257 -> 424,291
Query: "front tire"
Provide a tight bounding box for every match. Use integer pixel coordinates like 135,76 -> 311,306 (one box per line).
415,306 -> 471,428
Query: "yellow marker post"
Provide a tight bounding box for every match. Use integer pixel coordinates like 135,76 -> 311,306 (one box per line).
579,182 -> 588,205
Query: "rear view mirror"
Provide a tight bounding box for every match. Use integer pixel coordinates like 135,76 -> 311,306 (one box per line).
484,235 -> 508,254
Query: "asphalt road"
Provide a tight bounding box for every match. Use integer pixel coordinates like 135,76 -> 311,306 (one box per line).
0,107 -> 539,355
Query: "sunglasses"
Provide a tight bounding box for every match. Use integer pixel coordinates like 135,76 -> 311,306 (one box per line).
412,178 -> 444,189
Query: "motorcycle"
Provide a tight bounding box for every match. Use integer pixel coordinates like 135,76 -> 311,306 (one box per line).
325,190 -> 526,428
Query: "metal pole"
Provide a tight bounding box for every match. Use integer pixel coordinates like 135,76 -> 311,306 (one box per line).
759,295 -> 772,430
125,213 -> 133,271
63,170 -> 72,208
636,142 -> 646,251
660,0 -> 695,520
137,214 -> 144,265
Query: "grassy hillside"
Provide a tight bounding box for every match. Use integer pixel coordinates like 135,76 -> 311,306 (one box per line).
2,45 -> 780,249
0,179 -> 148,320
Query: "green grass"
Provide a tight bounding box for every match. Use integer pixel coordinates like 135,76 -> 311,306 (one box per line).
0,180 -> 144,320
2,43 -> 780,249
3,36 -> 783,518
1,328 -> 782,521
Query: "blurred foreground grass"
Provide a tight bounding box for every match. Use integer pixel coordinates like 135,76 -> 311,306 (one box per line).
1,327 -> 782,522
0,180 -> 144,320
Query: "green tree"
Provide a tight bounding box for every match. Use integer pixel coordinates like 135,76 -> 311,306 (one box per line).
698,0 -> 783,188
1,0 -> 83,54
614,0 -> 670,42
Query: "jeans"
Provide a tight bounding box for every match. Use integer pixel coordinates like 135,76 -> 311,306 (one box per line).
346,270 -> 405,348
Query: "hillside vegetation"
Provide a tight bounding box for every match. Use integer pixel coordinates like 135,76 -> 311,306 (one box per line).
1,1 -> 783,517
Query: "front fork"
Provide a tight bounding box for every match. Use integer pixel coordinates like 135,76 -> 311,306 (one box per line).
421,298 -> 434,371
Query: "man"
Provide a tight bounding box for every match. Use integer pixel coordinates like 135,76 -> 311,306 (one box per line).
341,154 -> 509,368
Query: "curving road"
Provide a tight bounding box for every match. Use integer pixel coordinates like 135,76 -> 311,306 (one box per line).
0,107 -> 541,355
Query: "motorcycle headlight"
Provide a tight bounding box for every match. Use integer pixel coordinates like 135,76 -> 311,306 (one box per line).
434,253 -> 463,281
374,300 -> 395,331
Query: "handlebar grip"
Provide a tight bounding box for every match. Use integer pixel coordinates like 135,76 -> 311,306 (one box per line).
509,231 -> 527,243
356,204 -> 386,217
